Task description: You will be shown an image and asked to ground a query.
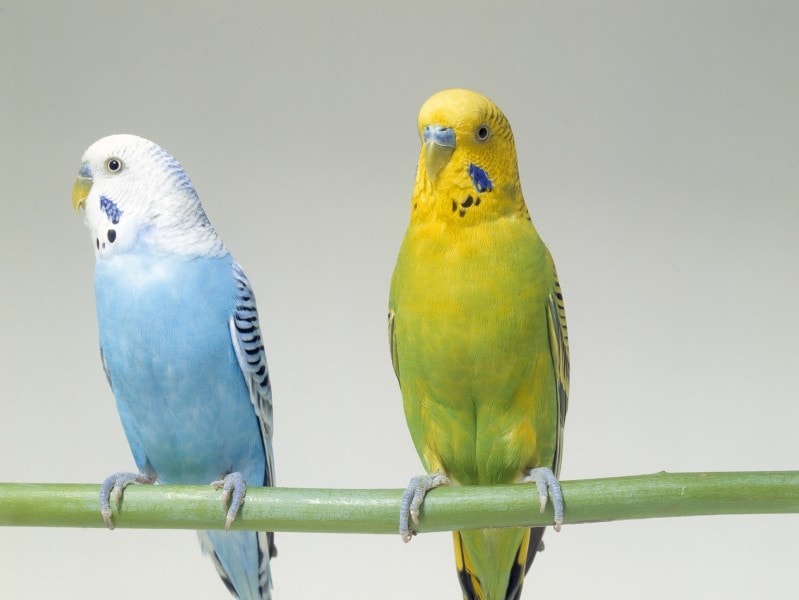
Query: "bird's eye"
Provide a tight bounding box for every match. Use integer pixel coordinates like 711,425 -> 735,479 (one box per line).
105,157 -> 124,174
476,125 -> 490,142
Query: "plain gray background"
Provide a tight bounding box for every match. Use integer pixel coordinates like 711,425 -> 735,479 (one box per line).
2,2 -> 798,598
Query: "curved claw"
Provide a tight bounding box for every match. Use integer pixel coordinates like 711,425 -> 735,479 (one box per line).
211,472 -> 247,531
524,467 -> 564,531
399,472 -> 450,543
99,471 -> 157,530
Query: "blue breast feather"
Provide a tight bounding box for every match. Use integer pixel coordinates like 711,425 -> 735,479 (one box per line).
94,252 -> 266,485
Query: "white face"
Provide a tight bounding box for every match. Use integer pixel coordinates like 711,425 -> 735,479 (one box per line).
82,176 -> 148,259
75,134 -> 159,258
73,134 -> 213,259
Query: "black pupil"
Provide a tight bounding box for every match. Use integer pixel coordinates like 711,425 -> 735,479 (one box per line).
478,127 -> 488,139
109,159 -> 119,171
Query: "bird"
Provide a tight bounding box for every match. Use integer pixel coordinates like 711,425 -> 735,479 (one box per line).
388,89 -> 569,600
72,134 -> 276,599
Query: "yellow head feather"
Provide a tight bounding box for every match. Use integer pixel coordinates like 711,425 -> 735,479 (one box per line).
411,88 -> 526,224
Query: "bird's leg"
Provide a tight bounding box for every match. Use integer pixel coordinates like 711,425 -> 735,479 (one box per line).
523,467 -> 564,531
399,471 -> 450,542
99,471 -> 157,530
211,472 -> 247,531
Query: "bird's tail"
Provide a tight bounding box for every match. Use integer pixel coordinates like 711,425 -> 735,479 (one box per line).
454,526 -> 546,600
198,529 -> 275,599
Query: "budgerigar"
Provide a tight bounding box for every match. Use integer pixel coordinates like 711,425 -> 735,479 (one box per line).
389,89 -> 569,599
72,134 -> 276,599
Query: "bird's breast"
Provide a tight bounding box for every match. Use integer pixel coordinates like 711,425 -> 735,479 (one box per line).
93,252 -> 264,483
391,218 -> 556,483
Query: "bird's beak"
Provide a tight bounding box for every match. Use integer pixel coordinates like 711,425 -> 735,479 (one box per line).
72,162 -> 92,211
422,125 -> 455,182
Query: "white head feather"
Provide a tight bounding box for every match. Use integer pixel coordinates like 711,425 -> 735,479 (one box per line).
74,134 -> 228,259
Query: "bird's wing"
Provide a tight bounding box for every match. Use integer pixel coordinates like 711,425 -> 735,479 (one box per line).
546,273 -> 570,476
388,309 -> 400,385
228,261 -> 275,489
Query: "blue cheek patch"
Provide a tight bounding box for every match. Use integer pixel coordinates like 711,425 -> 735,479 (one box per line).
100,195 -> 123,225
468,163 -> 493,193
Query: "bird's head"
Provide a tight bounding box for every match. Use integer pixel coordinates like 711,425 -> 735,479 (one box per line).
412,88 -> 525,223
72,134 -> 221,258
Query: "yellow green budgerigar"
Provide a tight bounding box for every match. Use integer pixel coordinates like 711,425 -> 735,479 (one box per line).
389,88 -> 569,600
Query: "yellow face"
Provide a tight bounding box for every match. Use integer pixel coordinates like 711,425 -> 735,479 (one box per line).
413,88 -> 523,223
419,89 -> 518,182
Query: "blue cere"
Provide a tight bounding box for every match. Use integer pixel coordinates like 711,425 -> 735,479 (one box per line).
423,125 -> 456,148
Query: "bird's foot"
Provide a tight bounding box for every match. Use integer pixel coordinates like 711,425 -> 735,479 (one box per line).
99,471 -> 157,530
399,471 -> 450,543
211,472 -> 247,531
523,467 -> 563,531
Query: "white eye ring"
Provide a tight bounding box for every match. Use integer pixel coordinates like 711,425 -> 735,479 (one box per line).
476,124 -> 490,142
105,157 -> 124,174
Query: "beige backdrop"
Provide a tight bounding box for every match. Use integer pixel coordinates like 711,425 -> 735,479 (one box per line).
1,2 -> 798,598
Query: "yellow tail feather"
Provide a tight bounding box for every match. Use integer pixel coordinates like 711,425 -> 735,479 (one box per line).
453,527 -> 544,600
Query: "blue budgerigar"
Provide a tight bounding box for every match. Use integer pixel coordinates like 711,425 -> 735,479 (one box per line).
72,134 -> 276,599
